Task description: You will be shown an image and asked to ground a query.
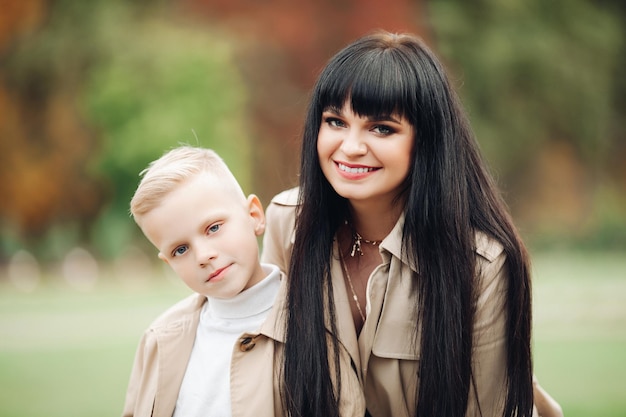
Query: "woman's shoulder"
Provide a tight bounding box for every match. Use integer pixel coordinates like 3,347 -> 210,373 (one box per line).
474,230 -> 505,263
268,186 -> 299,207
264,187 -> 299,231
262,187 -> 299,270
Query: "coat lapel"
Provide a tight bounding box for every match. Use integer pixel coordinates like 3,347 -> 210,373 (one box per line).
152,295 -> 204,417
330,244 -> 362,381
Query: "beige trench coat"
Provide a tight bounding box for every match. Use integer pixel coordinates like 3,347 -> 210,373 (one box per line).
261,187 -> 562,417
121,276 -> 366,417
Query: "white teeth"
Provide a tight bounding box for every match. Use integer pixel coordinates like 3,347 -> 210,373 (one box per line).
338,163 -> 375,174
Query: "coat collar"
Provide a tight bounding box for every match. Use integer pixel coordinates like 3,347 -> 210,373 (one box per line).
257,273 -> 287,343
377,212 -> 419,273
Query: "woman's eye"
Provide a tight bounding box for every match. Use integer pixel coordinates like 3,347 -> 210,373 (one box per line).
173,245 -> 188,257
373,124 -> 394,135
325,117 -> 345,128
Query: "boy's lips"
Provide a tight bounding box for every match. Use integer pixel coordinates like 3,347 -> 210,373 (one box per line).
207,264 -> 231,281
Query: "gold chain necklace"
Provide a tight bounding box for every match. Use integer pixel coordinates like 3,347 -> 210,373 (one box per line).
350,230 -> 382,257
339,249 -> 366,323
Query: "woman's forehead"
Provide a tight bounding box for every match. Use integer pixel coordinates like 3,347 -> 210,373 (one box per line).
321,95 -> 409,121
322,101 -> 406,122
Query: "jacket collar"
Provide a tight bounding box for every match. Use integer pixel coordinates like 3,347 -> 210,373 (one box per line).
378,212 -> 419,273
257,273 -> 287,343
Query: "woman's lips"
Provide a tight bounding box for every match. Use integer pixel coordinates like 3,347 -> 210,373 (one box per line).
337,162 -> 377,173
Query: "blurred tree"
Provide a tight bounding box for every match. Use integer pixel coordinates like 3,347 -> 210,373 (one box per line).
0,0 -> 251,260
599,0 -> 626,198
430,0 -> 625,247
178,0 -> 429,205
83,4 -> 251,259
0,0 -> 45,53
0,0 -> 105,260
1,0 -> 623,263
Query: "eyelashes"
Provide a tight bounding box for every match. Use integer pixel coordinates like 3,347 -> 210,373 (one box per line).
169,222 -> 223,258
324,116 -> 345,128
322,115 -> 397,136
172,245 -> 188,257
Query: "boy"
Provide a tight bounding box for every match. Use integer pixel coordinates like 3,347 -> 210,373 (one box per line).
122,146 -> 285,417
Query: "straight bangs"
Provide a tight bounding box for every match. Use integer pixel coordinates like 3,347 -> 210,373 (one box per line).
316,47 -> 418,122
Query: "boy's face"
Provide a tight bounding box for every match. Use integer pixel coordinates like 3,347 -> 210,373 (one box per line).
139,172 -> 266,299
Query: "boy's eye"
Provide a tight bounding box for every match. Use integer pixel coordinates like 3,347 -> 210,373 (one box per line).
173,245 -> 188,257
207,223 -> 221,234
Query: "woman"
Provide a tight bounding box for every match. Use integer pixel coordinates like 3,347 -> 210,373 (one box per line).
262,31 -> 561,417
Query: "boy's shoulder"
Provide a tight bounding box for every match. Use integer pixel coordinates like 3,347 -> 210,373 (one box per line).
269,187 -> 299,207
148,292 -> 206,330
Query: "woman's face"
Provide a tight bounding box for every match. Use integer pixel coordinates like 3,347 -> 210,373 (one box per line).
317,101 -> 414,208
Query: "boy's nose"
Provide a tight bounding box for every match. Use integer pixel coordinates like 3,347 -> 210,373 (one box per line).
196,241 -> 218,266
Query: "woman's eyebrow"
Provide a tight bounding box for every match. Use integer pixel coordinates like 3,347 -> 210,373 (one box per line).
322,106 -> 401,124
368,114 -> 401,124
322,106 -> 342,115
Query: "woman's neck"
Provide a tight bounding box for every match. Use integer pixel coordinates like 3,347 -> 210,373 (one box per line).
348,197 -> 404,241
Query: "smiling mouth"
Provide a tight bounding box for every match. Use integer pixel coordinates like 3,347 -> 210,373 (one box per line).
337,162 -> 378,174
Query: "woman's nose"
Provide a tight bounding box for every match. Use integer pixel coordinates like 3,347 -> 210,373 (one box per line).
340,129 -> 367,157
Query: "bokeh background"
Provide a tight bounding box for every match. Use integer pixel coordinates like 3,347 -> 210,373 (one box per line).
0,0 -> 624,416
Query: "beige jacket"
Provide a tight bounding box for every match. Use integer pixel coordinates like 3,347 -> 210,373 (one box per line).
261,187 -> 563,417
121,275 -> 365,417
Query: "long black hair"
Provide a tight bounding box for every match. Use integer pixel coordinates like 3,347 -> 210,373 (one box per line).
282,31 -> 533,417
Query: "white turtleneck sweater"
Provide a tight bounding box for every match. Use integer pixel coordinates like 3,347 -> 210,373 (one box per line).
172,264 -> 281,417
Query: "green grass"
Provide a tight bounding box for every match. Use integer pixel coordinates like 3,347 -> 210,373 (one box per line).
532,251 -> 626,417
0,251 -> 624,417
0,269 -> 191,417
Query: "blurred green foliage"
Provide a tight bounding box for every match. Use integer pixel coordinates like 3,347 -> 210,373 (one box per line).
2,0 -> 252,260
431,0 -> 622,172
82,3 -> 252,259
1,0 -> 624,262
430,0 -> 625,249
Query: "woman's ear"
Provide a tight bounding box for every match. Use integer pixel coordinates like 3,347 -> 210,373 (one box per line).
247,194 -> 266,236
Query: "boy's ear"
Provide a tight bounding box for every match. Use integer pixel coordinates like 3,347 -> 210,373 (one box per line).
247,194 -> 266,236
157,252 -> 170,265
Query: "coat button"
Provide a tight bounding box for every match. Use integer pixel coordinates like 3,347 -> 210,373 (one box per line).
239,336 -> 256,352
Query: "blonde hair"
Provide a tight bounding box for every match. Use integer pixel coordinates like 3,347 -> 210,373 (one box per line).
130,146 -> 244,220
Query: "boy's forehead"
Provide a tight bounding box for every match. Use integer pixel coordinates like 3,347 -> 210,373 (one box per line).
189,170 -> 244,196
138,172 -> 247,245
149,170 -> 246,216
